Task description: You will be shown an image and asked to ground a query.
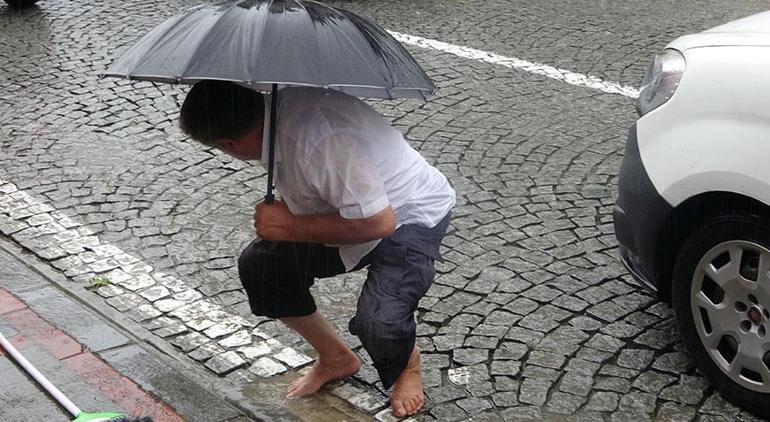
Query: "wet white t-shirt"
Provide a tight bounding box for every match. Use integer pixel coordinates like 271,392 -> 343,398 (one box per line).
261,87 -> 455,270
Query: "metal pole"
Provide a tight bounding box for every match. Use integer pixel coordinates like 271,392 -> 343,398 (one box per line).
0,331 -> 82,418
265,83 -> 278,204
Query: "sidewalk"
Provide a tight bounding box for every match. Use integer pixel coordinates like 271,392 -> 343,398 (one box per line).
0,243 -> 251,422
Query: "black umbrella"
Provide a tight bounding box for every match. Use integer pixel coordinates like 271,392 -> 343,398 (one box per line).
104,0 -> 435,203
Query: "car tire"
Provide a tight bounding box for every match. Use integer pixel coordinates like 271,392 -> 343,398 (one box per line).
4,0 -> 38,8
673,213 -> 770,418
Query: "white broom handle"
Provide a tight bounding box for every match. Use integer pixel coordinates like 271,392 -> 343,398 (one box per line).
0,331 -> 82,417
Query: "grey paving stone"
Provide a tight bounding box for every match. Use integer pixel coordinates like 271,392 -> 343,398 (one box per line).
521,364 -> 560,381
527,351 -> 565,369
552,295 -> 589,312
494,376 -> 519,392
205,321 -> 242,339
189,342 -> 225,362
634,329 -> 676,349
585,391 -> 620,412
559,372 -> 594,397
522,284 -> 561,302
484,310 -> 521,326
489,391 -> 517,409
659,375 -> 709,405
422,353 -> 450,369
171,332 -> 209,353
616,348 -> 655,370
453,348 -> 489,366
564,358 -> 601,376
546,391 -> 586,414
504,327 -> 545,347
656,401 -> 697,421
585,333 -> 625,353
273,348 -> 313,369
218,330 -> 252,348
428,403 -> 468,422
576,286 -> 614,305
618,391 -> 657,415
491,360 -> 522,377
519,378 -> 552,406
205,351 -> 247,375
456,397 -> 493,414
569,316 -> 604,331
425,385 -> 467,404
249,357 -> 288,378
106,293 -> 145,312
576,347 -> 614,363
139,285 -> 171,301
594,376 -> 631,394
504,297 -> 539,315
471,323 -> 509,338
632,371 -> 677,394
126,304 -> 162,322
652,352 -> 694,374
600,321 -> 644,338
464,336 -> 500,349
493,342 -> 528,360
699,393 -> 743,419
599,364 -> 639,379
433,334 -> 466,352
499,406 -> 542,421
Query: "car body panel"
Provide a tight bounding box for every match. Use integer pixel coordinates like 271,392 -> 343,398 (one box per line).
614,125 -> 672,295
636,45 -> 770,209
669,11 -> 770,51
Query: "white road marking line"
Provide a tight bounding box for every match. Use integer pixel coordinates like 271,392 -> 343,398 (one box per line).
389,31 -> 640,99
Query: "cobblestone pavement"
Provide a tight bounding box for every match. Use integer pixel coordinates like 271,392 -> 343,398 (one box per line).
2,1 -> 770,421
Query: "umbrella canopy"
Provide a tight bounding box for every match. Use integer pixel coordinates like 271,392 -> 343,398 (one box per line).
104,0 -> 435,100
104,0 -> 435,203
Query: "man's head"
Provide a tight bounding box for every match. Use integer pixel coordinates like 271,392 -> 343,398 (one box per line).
179,80 -> 265,160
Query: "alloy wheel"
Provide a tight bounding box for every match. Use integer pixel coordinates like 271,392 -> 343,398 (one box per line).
691,240 -> 770,392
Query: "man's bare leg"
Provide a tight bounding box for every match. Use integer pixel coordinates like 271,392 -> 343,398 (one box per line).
391,346 -> 424,417
280,311 -> 361,397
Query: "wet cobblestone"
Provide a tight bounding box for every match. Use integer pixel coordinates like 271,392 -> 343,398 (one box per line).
4,0 -> 770,420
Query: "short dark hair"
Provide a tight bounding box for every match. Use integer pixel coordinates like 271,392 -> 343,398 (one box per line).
179,80 -> 264,146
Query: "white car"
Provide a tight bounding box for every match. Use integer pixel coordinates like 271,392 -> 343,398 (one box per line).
614,11 -> 770,416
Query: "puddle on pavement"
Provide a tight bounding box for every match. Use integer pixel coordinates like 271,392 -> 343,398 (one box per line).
236,372 -> 369,422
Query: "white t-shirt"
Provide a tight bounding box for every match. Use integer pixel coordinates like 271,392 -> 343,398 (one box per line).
260,87 -> 456,270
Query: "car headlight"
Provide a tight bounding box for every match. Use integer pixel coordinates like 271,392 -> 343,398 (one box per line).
636,49 -> 686,116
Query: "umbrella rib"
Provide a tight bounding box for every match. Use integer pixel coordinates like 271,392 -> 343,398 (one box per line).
178,6 -> 241,79
303,2 -> 326,88
339,10 -> 396,98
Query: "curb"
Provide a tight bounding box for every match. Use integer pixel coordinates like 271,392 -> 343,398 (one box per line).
0,235 -> 267,421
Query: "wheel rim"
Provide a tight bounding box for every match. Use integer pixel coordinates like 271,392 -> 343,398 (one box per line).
691,240 -> 770,393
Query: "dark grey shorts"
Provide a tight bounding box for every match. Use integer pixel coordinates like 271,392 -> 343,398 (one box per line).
237,212 -> 451,388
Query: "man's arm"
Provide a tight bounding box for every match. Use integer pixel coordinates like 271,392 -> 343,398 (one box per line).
254,201 -> 396,244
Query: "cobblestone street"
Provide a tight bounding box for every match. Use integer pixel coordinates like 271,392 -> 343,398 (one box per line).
3,1 -> 770,421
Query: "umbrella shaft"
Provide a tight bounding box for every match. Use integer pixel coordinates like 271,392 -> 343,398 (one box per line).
266,83 -> 278,204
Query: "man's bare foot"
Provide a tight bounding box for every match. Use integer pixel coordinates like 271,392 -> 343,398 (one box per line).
391,347 -> 424,418
286,349 -> 361,398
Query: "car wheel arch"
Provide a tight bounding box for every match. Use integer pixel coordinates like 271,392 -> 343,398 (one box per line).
654,191 -> 770,303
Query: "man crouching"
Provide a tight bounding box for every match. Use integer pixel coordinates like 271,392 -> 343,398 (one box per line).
179,80 -> 455,417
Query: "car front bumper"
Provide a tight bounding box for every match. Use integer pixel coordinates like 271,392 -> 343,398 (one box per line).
614,124 -> 673,297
